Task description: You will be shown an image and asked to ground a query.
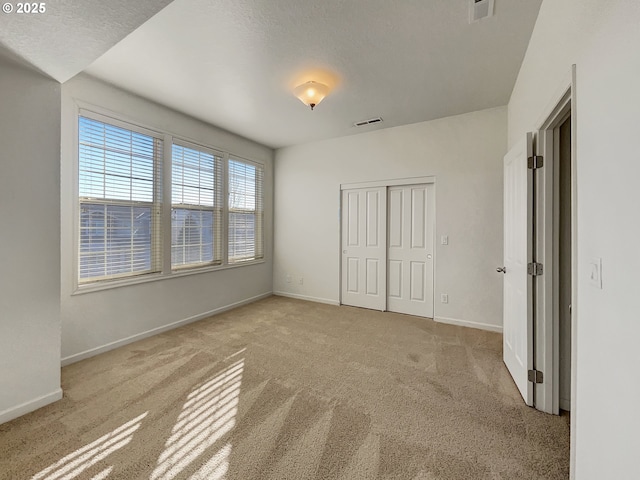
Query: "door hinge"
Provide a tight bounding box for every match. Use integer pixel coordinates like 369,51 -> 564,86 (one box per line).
527,262 -> 543,276
527,155 -> 544,169
528,369 -> 544,384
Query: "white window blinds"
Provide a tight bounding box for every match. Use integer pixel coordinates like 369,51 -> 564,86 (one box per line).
77,109 -> 267,288
171,143 -> 223,268
228,158 -> 264,263
78,114 -> 163,283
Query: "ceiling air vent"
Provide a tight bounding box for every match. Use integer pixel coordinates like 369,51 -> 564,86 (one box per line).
469,0 -> 494,23
354,117 -> 383,127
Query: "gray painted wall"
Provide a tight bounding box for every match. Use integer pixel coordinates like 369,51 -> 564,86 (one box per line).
0,58 -> 62,422
274,107 -> 506,331
60,75 -> 274,362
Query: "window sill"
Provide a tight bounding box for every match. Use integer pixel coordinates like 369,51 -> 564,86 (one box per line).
72,259 -> 266,296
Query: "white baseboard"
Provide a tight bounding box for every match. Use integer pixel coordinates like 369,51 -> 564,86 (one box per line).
273,291 -> 340,306
434,316 -> 503,333
0,389 -> 63,425
560,397 -> 571,411
61,292 -> 273,366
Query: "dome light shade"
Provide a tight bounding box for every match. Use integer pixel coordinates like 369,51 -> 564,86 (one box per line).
293,81 -> 330,110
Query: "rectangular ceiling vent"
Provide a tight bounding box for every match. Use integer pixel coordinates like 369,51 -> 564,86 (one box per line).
354,117 -> 383,127
469,0 -> 494,23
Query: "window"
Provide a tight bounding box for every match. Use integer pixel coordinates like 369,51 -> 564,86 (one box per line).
77,110 -> 265,287
228,158 -> 264,263
171,143 -> 223,269
78,114 -> 163,283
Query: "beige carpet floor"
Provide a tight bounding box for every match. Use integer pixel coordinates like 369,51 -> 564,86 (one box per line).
0,296 -> 570,480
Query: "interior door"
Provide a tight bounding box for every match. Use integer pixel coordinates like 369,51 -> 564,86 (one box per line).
341,187 -> 386,310
387,184 -> 435,317
502,133 -> 534,406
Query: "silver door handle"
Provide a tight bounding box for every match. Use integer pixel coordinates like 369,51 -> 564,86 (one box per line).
496,267 -> 506,273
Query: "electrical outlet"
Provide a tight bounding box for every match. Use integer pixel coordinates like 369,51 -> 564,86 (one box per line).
299,277 -> 304,285
286,275 -> 291,284
440,293 -> 449,304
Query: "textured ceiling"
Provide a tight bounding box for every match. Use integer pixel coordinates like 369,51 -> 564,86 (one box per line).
1,0 -> 542,149
0,0 -> 174,82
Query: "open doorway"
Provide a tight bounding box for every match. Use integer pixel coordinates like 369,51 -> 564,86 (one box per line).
501,78 -> 576,419
557,115 -> 572,412
501,70 -> 576,475
534,80 -> 576,418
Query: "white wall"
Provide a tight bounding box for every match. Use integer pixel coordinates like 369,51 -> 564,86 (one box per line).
60,74 -> 274,362
274,107 -> 506,331
509,0 -> 640,477
0,58 -> 62,422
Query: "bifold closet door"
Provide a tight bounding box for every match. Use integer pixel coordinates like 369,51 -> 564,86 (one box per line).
387,184 -> 435,317
341,187 -> 386,310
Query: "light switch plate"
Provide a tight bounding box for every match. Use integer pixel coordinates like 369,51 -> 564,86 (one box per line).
588,258 -> 602,289
441,235 -> 449,245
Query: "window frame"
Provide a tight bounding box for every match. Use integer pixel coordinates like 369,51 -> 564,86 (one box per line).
170,139 -> 225,271
73,105 -> 266,295
77,109 -> 165,285
227,156 -> 265,264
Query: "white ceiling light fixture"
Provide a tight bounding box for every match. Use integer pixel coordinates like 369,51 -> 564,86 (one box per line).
293,81 -> 330,111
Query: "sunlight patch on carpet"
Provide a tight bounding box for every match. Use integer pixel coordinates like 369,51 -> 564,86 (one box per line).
151,358 -> 244,480
88,466 -> 113,480
31,413 -> 147,480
